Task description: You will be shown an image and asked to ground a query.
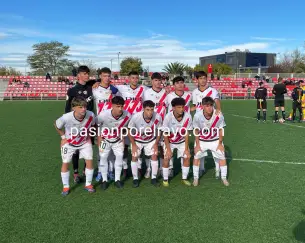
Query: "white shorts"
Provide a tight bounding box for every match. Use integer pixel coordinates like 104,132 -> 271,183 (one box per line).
61,142 -> 93,163
99,139 -> 124,159
194,140 -> 225,160
131,140 -> 157,157
164,142 -> 187,159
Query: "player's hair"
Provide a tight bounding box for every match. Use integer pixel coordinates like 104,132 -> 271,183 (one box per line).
278,77 -> 283,83
143,100 -> 155,108
112,96 -> 125,106
129,71 -> 139,76
202,97 -> 214,106
151,72 -> 162,80
259,81 -> 264,86
195,71 -> 207,79
98,67 -> 111,75
171,97 -> 186,107
71,96 -> 87,107
77,65 -> 90,74
172,76 -> 185,84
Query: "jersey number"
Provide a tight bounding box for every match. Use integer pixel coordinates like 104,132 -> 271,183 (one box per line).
61,147 -> 68,154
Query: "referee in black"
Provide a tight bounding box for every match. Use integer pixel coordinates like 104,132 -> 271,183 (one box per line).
272,77 -> 287,122
65,65 -> 96,183
291,81 -> 303,122
254,81 -> 267,122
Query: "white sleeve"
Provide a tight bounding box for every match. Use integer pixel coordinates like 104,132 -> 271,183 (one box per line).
218,115 -> 226,128
192,90 -> 197,105
213,89 -> 220,99
55,115 -> 65,129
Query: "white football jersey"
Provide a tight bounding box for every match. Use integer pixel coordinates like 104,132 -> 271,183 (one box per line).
193,110 -> 226,141
143,88 -> 167,120
56,111 -> 95,147
161,111 -> 193,144
166,91 -> 192,113
192,87 -> 219,113
116,85 -> 147,114
96,109 -> 131,142
92,85 -> 118,115
128,112 -> 162,143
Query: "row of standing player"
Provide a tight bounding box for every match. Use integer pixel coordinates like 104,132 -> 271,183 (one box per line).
56,67 -> 226,195
255,78 -> 304,122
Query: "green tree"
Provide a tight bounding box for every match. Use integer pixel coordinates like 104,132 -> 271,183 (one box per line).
27,41 -> 70,75
210,63 -> 232,76
163,62 -> 185,75
184,65 -> 194,77
0,66 -> 22,76
120,57 -> 143,75
193,64 -> 206,72
245,68 -> 252,73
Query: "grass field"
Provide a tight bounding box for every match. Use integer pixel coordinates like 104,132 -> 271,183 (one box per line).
1,100 -> 305,243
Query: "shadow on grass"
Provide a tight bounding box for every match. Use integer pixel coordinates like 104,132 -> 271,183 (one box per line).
293,210 -> 305,242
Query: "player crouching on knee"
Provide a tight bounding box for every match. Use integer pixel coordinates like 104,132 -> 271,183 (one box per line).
161,97 -> 193,187
96,96 -> 131,190
127,100 -> 163,188
193,97 -> 229,187
55,97 -> 96,196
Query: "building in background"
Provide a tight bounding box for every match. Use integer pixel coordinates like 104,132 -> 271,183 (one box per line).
199,50 -> 276,73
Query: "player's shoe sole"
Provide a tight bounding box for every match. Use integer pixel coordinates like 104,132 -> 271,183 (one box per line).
163,180 -> 169,187
61,188 -> 70,196
181,179 -> 192,186
84,185 -> 95,193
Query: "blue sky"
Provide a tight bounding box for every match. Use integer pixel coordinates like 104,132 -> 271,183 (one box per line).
0,0 -> 304,72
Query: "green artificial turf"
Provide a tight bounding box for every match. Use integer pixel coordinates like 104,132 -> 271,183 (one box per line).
1,100 -> 305,243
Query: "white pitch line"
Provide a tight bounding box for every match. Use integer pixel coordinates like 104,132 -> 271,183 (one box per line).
229,114 -> 305,129
231,158 -> 305,165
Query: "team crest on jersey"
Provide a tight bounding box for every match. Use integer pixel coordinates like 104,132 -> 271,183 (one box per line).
83,90 -> 87,95
78,91 -> 82,94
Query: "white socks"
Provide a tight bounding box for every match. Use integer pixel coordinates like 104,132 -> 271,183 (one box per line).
220,165 -> 227,179
131,161 -> 138,180
123,158 -> 128,170
115,160 -> 123,182
193,165 -> 199,180
200,158 -> 205,171
101,159 -> 108,182
61,171 -> 70,188
151,160 -> 158,179
85,168 -> 93,186
182,166 -> 189,180
162,167 -> 169,180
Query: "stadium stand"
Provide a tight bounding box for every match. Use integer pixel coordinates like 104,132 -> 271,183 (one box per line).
2,75 -> 304,100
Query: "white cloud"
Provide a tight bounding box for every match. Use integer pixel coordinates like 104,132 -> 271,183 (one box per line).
0,28 -> 276,71
251,37 -> 294,41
